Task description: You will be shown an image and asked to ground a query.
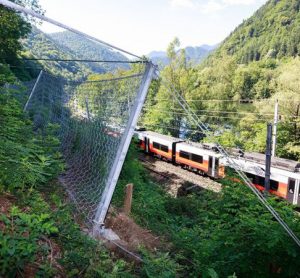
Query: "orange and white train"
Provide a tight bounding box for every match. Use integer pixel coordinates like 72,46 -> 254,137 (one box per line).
136,130 -> 300,206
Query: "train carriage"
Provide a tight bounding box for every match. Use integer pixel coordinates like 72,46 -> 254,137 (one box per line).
137,131 -> 182,161
175,141 -> 225,178
229,153 -> 300,205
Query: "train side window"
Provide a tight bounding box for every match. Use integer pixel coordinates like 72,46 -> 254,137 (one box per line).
153,142 -> 160,150
191,154 -> 203,163
209,157 -> 213,168
215,158 -> 219,167
253,175 -> 264,187
288,179 -> 295,194
246,173 -> 255,183
179,151 -> 190,159
259,176 -> 265,187
161,144 -> 169,153
270,180 -> 279,191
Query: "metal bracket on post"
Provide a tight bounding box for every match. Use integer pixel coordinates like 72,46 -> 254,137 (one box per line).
93,63 -> 155,235
24,70 -> 43,112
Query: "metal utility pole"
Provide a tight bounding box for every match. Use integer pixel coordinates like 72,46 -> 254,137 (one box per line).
265,123 -> 273,194
272,99 -> 279,157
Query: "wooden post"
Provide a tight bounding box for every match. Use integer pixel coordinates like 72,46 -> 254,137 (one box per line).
123,184 -> 133,215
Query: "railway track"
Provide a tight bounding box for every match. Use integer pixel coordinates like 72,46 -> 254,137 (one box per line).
139,157 -> 173,180
138,154 -> 222,196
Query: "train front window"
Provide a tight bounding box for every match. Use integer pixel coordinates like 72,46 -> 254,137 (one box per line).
179,151 -> 190,159
288,179 -> 295,194
191,154 -> 203,163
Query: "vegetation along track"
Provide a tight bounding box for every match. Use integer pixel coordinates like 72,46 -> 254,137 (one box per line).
139,154 -> 221,196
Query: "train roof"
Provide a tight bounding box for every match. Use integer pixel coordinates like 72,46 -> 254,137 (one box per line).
184,141 -> 219,151
243,152 -> 300,172
138,131 -> 181,143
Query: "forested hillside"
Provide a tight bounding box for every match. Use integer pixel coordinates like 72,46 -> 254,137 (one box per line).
20,28 -> 129,80
215,0 -> 300,63
143,0 -> 300,161
50,31 -> 129,72
22,27 -> 91,80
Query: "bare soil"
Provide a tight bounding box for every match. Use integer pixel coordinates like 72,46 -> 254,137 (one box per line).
106,208 -> 162,253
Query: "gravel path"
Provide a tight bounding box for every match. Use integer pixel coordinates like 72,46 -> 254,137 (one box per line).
139,155 -> 222,197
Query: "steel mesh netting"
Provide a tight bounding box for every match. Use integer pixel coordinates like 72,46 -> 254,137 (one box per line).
25,66 -> 147,224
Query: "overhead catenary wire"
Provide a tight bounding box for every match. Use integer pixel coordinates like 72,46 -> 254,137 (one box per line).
142,108 -> 273,121
154,98 -> 300,103
144,106 -> 300,119
144,107 -> 276,117
157,71 -> 300,248
0,0 -> 144,60
142,124 -> 215,134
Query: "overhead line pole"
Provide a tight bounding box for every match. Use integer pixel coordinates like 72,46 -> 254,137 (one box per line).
265,123 -> 272,194
0,0 -> 144,60
272,99 -> 279,157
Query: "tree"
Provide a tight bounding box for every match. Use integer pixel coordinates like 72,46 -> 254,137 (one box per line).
0,0 -> 43,83
143,38 -> 190,137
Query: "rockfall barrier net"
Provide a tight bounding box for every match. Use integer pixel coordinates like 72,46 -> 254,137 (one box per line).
24,65 -> 152,225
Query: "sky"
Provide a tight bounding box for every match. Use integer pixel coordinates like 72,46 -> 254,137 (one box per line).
38,0 -> 267,56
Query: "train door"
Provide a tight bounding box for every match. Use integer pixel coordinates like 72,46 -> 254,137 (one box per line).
172,142 -> 177,164
208,156 -> 213,177
297,180 -> 300,206
287,178 -> 296,204
144,137 -> 149,153
215,158 -> 219,178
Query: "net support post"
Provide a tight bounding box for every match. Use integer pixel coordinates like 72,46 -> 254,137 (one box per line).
93,63 -> 155,235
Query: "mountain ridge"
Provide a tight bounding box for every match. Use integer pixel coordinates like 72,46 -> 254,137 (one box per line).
148,44 -> 217,67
